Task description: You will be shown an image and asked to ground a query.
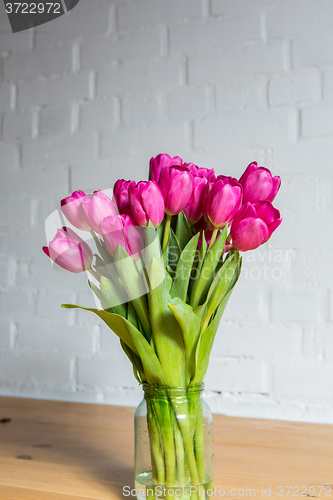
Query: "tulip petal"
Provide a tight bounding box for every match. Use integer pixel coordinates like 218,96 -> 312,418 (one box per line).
267,176 -> 281,203
231,218 -> 269,252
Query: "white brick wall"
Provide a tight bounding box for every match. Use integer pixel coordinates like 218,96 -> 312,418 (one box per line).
0,0 -> 333,423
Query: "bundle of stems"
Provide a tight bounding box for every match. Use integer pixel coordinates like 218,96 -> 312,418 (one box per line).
62,212 -> 242,497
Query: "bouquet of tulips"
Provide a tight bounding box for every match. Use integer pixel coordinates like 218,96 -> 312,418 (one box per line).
43,155 -> 282,497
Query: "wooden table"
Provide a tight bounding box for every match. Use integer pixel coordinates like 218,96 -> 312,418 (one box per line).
0,397 -> 332,500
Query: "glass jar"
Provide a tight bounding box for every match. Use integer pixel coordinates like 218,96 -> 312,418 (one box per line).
134,384 -> 213,500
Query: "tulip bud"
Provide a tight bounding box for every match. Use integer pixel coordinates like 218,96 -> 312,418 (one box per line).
81,190 -> 118,235
149,153 -> 183,183
113,179 -> 136,214
43,227 -> 93,274
204,175 -> 243,229
129,180 -> 165,228
230,201 -> 282,252
239,162 -> 281,204
183,175 -> 208,225
158,165 -> 194,216
101,214 -> 144,259
183,162 -> 215,180
61,191 -> 90,231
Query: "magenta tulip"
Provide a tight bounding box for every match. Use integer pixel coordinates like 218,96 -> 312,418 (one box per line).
183,162 -> 215,180
43,227 -> 93,274
149,153 -> 183,183
158,166 -> 194,216
61,190 -> 90,231
129,181 -> 165,228
81,190 -> 118,235
239,162 -> 281,204
230,201 -> 282,252
113,179 -> 136,214
101,214 -> 144,259
183,175 -> 208,225
204,175 -> 243,229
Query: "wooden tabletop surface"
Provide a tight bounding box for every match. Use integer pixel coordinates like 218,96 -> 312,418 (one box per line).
0,396 -> 332,500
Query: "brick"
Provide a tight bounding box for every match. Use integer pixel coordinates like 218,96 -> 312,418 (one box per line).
205,358 -> 265,393
39,106 -> 72,135
193,110 -> 290,150
35,7 -> 110,48
2,112 -> 32,140
149,56 -> 184,88
223,286 -> 264,322
18,73 -> 91,107
22,133 -> 98,166
122,91 -> 160,125
167,86 -> 209,120
267,0 -> 333,39
118,0 -> 203,30
0,354 -> 72,387
80,99 -> 115,131
273,141 -> 333,174
271,291 -> 320,322
293,34 -> 333,68
0,86 -> 13,112
36,290 -> 76,319
0,142 -> 19,169
278,219 -> 333,250
78,356 -> 136,388
211,0 -> 275,15
18,320 -> 95,352
323,67 -> 333,101
302,106 -> 333,138
269,69 -> 321,106
0,200 -> 31,228
0,27 -> 31,53
98,63 -> 148,96
171,14 -> 262,54
3,47 -> 72,81
216,76 -> 266,112
0,169 -> 68,198
214,323 -> 301,360
0,318 -> 11,349
101,122 -> 187,157
323,323 -> 333,359
0,255 -> 16,287
273,363 -> 333,400
189,43 -> 286,82
81,30 -> 161,70
0,291 -> 33,318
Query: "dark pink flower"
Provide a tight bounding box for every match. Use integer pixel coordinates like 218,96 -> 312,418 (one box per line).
230,201 -> 282,252
101,214 -> 144,259
113,179 -> 136,214
239,162 -> 281,204
204,175 -> 243,229
129,181 -> 165,228
149,153 -> 183,183
158,165 -> 194,216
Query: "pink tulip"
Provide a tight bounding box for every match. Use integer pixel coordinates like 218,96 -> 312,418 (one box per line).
81,190 -> 118,235
129,181 -> 165,228
149,153 -> 183,183
183,162 -> 215,180
183,175 -> 208,225
113,179 -> 136,214
239,162 -> 281,204
42,227 -> 93,274
158,165 -> 194,216
61,191 -> 90,231
204,175 -> 243,229
101,214 -> 144,259
230,201 -> 282,252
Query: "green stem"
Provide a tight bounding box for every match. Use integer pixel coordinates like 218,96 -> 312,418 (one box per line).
194,401 -> 206,485
162,214 -> 172,253
174,417 -> 186,486
207,227 -> 218,253
147,399 -> 165,486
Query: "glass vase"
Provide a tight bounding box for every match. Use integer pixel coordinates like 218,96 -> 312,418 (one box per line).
134,384 -> 213,500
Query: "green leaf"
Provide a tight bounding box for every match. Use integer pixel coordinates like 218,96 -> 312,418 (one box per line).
168,227 -> 181,272
168,297 -> 201,384
120,339 -> 144,384
61,304 -> 166,385
190,227 -> 228,309
100,276 -> 127,316
157,217 -> 166,248
143,222 -> 162,268
170,233 -> 200,303
114,245 -> 151,340
176,212 -> 193,250
127,301 -> 138,329
147,258 -> 185,386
